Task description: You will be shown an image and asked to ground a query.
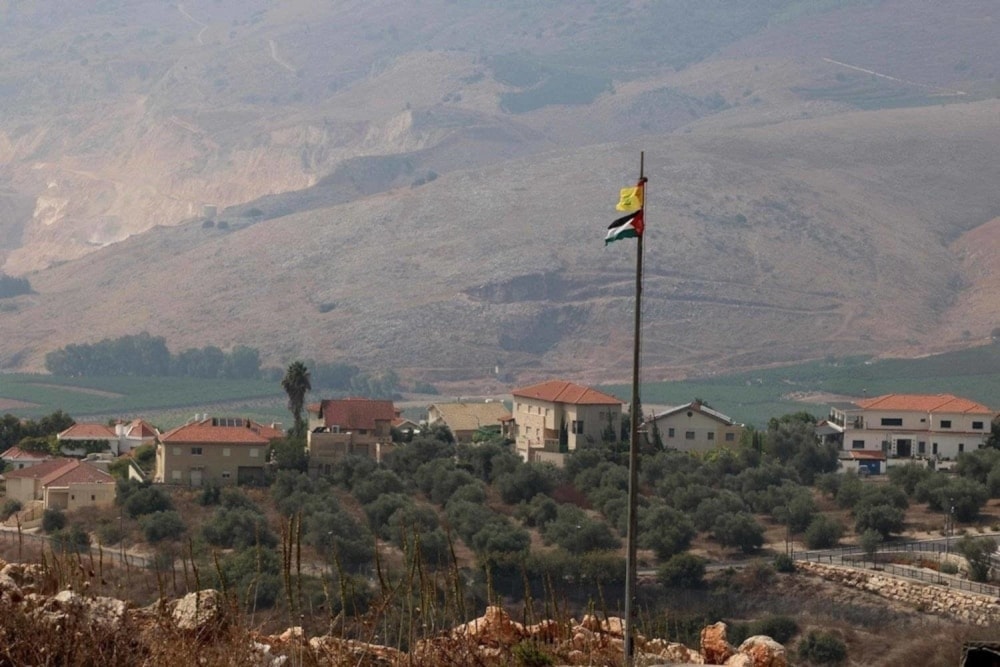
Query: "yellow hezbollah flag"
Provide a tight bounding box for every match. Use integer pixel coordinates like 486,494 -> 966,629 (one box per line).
616,185 -> 643,212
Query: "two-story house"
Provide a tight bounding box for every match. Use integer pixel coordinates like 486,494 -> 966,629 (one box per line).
155,416 -> 283,486
426,401 -> 511,443
825,393 -> 995,461
645,400 -> 744,452
510,380 -> 624,465
307,398 -> 396,474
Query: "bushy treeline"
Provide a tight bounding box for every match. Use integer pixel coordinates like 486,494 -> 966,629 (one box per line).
41,333 -> 407,397
0,410 -> 74,452
44,332 -> 262,379
0,272 -> 31,298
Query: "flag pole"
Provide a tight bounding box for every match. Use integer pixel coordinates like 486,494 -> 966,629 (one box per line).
623,152 -> 645,665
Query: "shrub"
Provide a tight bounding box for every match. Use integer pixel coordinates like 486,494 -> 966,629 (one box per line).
657,552 -> 707,589
773,553 -> 795,573
512,640 -> 554,667
940,560 -> 959,575
752,615 -> 800,644
139,510 -> 187,543
797,630 -> 847,664
1,498 -> 22,521
804,514 -> 844,549
712,512 -> 765,553
50,525 -> 90,553
41,508 -> 66,533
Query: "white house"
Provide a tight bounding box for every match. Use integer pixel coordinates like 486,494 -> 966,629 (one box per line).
824,393 -> 995,461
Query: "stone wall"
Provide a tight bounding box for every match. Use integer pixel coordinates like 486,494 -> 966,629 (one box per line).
797,561 -> 1000,626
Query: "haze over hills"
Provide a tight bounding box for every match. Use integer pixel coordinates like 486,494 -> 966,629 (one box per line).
1,0 -> 999,388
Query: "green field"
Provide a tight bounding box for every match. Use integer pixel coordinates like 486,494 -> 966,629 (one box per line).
0,374 -> 285,429
603,344 -> 1000,428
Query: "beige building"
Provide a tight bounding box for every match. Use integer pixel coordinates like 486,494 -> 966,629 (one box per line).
307,399 -> 396,474
824,393 -> 995,461
426,401 -> 511,443
3,458 -> 115,510
155,417 -> 283,486
510,380 -> 624,465
646,400 -> 745,453
1,446 -> 52,471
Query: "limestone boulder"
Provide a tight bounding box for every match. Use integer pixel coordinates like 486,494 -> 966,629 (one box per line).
701,621 -> 735,664
737,635 -> 788,667
171,589 -> 226,633
451,605 -> 525,646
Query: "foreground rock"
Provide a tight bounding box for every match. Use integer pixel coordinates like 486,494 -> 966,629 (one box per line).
0,572 -> 786,666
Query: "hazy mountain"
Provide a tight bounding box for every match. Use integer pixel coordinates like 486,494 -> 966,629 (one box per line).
1,0 -> 999,387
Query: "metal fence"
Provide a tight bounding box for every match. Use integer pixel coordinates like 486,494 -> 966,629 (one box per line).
794,538 -> 1000,597
0,528 -> 151,568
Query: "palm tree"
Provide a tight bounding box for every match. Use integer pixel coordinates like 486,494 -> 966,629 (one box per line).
281,361 -> 311,438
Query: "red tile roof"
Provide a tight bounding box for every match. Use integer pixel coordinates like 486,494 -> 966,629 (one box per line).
849,450 -> 887,460
856,394 -> 993,414
125,419 -> 158,439
0,446 -> 52,462
161,417 -> 284,444
512,380 -> 623,406
41,460 -> 114,486
319,398 -> 395,431
2,457 -> 77,480
57,423 -> 116,440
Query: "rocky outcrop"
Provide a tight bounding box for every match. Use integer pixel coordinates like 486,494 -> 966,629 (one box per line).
0,565 -> 786,666
798,561 -> 1000,626
702,621 -> 736,664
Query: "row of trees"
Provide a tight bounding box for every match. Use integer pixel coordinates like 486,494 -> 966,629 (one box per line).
44,332 -> 263,379
0,272 -> 31,298
42,341 -> 409,398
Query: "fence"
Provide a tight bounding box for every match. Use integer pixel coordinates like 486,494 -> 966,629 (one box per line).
794,538 -> 1000,597
0,528 -> 151,568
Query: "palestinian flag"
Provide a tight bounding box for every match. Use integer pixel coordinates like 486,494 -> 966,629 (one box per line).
605,209 -> 643,245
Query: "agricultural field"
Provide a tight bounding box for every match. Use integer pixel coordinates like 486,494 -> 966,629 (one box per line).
605,343 -> 1000,427
0,373 -> 285,427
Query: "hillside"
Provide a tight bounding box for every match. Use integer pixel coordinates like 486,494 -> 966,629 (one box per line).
1,1 -> 999,385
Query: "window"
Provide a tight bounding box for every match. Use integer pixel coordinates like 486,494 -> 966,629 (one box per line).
941,420 -> 952,429
881,418 -> 903,426
667,428 -> 675,438
852,440 -> 865,449
959,443 -> 965,453
223,448 -> 231,457
685,431 -> 695,440
973,421 -> 984,430
932,443 -> 938,455
249,448 -> 259,458
918,441 -> 926,454
71,495 -> 75,501
191,447 -> 203,456
707,432 -> 715,440
222,471 -> 231,479
172,447 -> 181,456
571,420 -> 584,434
725,432 -> 735,442
91,495 -> 95,501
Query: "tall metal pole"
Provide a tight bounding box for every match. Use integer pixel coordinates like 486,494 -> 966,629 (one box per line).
623,152 -> 645,665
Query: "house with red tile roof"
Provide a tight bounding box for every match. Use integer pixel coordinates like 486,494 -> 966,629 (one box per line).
57,418 -> 159,456
155,416 -> 283,486
825,393 -> 996,461
645,400 -> 744,453
426,401 -> 511,444
510,380 -> 624,465
306,398 -> 396,474
1,445 -> 52,471
3,457 -> 115,510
